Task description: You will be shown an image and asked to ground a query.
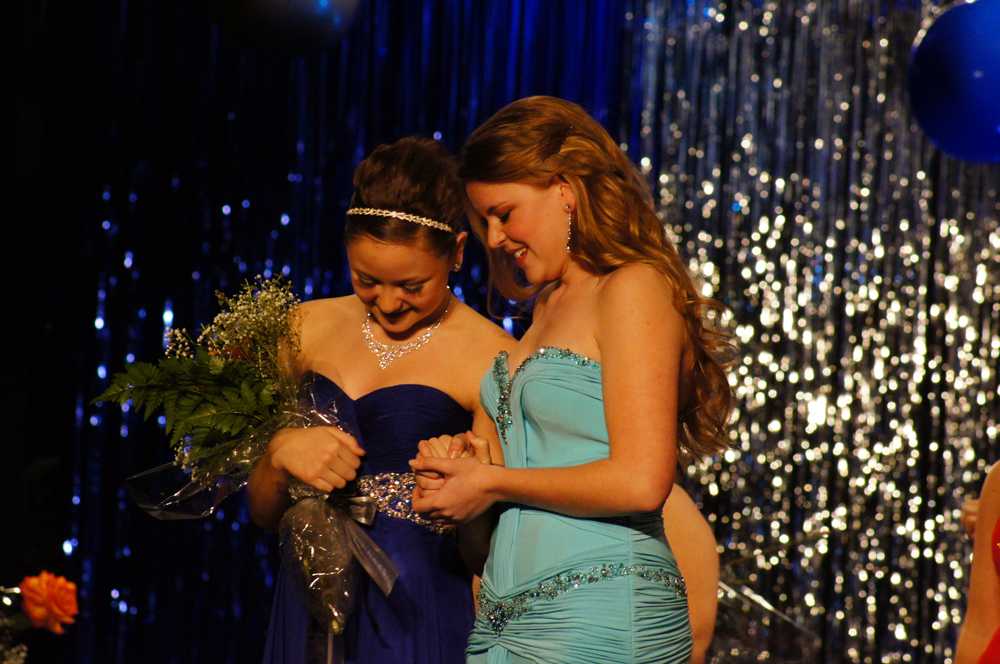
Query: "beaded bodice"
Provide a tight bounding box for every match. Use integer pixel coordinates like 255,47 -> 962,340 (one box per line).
490,346 -> 601,446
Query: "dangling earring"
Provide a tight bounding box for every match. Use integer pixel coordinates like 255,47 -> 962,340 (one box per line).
447,262 -> 461,293
564,204 -> 574,253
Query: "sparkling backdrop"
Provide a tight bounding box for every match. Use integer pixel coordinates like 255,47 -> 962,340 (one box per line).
638,2 -> 999,661
70,1 -> 998,662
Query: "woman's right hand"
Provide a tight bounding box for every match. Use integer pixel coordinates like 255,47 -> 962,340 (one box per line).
269,426 -> 365,494
419,432 -> 491,464
414,432 -> 492,493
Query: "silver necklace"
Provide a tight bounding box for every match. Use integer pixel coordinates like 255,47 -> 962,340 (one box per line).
361,302 -> 450,370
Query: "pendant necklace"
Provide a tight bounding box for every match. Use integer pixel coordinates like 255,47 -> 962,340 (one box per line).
362,301 -> 450,369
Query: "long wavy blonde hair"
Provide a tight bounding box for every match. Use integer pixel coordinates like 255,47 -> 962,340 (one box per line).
460,95 -> 736,460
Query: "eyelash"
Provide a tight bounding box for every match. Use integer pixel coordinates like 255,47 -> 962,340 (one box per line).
357,277 -> 423,294
498,211 -> 511,223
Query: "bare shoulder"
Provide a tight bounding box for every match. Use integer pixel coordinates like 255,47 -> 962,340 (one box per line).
598,262 -> 675,308
295,296 -> 359,352
596,263 -> 680,328
297,296 -> 357,328
595,263 -> 686,360
451,301 -> 516,360
447,303 -> 515,384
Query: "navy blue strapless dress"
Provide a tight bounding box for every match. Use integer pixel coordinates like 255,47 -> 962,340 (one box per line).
262,374 -> 474,664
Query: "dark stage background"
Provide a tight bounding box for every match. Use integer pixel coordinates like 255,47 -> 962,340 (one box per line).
13,1 -> 999,663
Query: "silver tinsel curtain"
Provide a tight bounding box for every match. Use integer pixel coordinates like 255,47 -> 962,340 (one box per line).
645,2 -> 998,661
67,1 -> 998,662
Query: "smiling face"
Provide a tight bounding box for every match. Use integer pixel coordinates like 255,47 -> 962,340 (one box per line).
345,234 -> 464,337
465,179 -> 575,286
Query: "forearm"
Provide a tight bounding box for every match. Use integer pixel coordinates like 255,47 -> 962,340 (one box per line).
246,450 -> 291,531
486,460 -> 673,517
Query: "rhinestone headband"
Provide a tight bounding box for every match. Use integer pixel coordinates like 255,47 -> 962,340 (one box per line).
346,207 -> 454,233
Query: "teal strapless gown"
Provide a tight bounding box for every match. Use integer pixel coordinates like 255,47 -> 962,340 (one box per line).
468,347 -> 692,664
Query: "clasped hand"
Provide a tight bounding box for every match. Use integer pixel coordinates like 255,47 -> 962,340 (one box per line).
269,426 -> 365,494
410,432 -> 496,524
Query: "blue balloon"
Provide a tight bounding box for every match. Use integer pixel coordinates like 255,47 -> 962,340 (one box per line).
909,0 -> 1000,163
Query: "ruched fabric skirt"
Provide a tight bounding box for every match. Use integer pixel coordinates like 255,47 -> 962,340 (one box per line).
467,569 -> 692,664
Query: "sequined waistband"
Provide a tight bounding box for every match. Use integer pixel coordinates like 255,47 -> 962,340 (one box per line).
477,563 -> 687,636
356,472 -> 451,535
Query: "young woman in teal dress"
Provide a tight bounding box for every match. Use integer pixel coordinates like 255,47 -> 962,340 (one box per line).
410,96 -> 736,664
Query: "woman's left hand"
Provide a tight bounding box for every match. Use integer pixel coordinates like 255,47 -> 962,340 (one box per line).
410,456 -> 498,524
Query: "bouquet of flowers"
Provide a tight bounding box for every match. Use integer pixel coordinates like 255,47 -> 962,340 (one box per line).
97,276 -> 303,495
95,277 -> 396,635
0,571 -> 78,664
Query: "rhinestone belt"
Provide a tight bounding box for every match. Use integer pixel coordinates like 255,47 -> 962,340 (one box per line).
356,472 -> 452,535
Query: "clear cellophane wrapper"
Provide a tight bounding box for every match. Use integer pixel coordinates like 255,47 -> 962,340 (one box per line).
280,479 -> 398,636
127,387 -> 398,642
278,392 -> 398,638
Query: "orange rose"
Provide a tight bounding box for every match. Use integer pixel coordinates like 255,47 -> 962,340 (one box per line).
19,571 -> 78,634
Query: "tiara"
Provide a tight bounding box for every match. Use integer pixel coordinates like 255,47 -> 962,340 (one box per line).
346,207 -> 454,233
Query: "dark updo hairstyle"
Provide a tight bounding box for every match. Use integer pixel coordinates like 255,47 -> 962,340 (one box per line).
346,136 -> 465,256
